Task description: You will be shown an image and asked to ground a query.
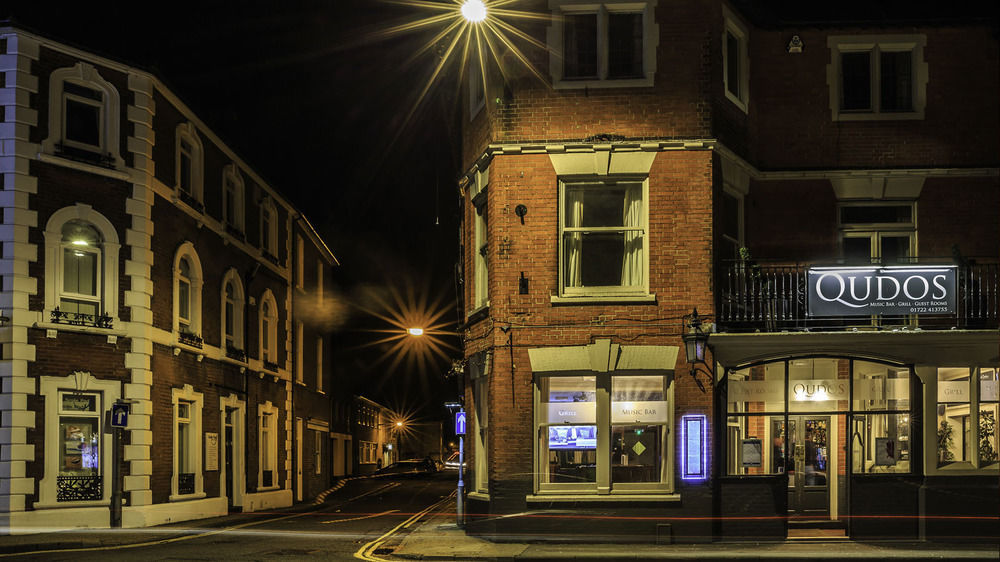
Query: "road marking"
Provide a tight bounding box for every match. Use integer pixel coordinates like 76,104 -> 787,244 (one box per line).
348,482 -> 400,502
354,491 -> 455,561
322,510 -> 398,524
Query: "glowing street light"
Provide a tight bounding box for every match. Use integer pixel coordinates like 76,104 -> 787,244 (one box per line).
407,327 -> 424,337
460,0 -> 487,23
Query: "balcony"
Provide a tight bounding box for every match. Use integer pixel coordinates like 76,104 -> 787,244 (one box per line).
717,259 -> 998,333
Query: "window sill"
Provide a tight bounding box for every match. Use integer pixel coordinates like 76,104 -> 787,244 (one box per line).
526,492 -> 679,503
255,485 -> 280,493
34,499 -> 110,509
467,491 -> 490,501
465,304 -> 490,323
553,76 -> 654,90
169,492 -> 207,502
725,90 -> 748,114
37,152 -> 129,181
35,321 -> 126,337
551,293 -> 656,305
833,110 -> 924,122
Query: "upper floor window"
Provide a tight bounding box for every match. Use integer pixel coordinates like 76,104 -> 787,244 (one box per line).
470,166 -> 489,311
720,189 -> 744,261
174,243 -> 204,341
221,269 -> 245,354
559,178 -> 648,297
175,123 -> 204,207
260,290 -> 278,365
722,6 -> 749,112
549,0 -> 658,89
44,205 -> 121,327
468,50 -> 486,119
295,235 -> 305,289
317,336 -> 325,392
42,62 -> 124,169
260,198 -> 278,257
172,385 -> 204,498
222,165 -> 245,233
259,402 -> 279,489
838,202 -> 915,265
827,35 -> 927,121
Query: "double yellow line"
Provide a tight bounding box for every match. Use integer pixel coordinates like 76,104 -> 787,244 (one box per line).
354,491 -> 455,561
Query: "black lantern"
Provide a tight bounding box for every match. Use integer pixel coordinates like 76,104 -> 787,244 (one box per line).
681,308 -> 713,391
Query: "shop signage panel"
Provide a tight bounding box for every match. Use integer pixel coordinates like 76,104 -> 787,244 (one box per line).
610,400 -> 668,424
937,381 -> 970,402
982,381 -> 998,401
807,266 -> 956,316
205,432 -> 219,471
741,439 -> 762,467
729,380 -> 784,402
545,402 -> 596,424
681,414 -> 707,480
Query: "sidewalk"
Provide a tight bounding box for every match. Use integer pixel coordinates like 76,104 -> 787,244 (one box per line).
391,499 -> 1000,561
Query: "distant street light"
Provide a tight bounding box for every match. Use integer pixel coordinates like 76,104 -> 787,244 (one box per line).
461,0 -> 487,23
407,327 -> 424,337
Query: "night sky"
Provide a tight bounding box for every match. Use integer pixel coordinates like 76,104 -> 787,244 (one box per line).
5,2 -> 466,420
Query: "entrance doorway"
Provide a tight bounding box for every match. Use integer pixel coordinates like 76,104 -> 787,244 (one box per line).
225,407 -> 235,511
786,416 -> 831,518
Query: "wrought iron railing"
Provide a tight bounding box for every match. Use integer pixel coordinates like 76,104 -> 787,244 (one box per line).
262,360 -> 279,372
57,475 -> 102,501
178,331 -> 203,348
51,308 -> 113,329
54,143 -> 115,168
178,473 -> 195,495
226,345 -> 247,362
717,259 -> 999,332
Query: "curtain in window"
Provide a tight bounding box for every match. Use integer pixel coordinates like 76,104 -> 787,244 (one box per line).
621,184 -> 642,286
565,189 -> 585,287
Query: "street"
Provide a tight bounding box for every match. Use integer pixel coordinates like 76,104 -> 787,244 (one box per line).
4,472 -> 456,561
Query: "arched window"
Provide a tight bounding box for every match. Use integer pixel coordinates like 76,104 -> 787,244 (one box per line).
41,62 -> 124,169
259,290 -> 278,365
44,205 -> 120,327
173,243 -> 203,343
260,197 -> 278,258
223,164 -> 245,233
175,123 -> 204,208
221,268 -> 245,357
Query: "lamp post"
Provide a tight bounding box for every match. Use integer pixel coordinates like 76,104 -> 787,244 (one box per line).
681,308 -> 714,391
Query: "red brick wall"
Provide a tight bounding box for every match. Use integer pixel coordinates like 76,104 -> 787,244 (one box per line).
744,179 -> 839,262
918,177 -> 1000,259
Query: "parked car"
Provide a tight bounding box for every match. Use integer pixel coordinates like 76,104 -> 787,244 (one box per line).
443,451 -> 466,470
375,458 -> 437,477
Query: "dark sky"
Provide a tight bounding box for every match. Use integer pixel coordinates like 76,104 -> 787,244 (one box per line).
6,2 -> 466,419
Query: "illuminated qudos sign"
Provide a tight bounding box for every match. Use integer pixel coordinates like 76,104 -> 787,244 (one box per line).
807,266 -> 956,317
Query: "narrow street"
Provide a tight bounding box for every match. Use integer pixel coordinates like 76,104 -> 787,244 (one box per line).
9,472 -> 456,561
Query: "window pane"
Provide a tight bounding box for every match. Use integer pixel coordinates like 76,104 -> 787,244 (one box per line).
64,82 -> 103,101
879,235 -> 911,263
612,425 -> 660,482
61,220 -> 101,245
843,236 -> 873,263
841,51 -> 871,110
789,358 -> 847,413
575,231 -> 626,286
540,376 -> 596,484
722,191 -> 740,240
225,302 -> 234,339
728,363 -> 785,414
60,298 -> 98,317
564,13 -> 598,78
63,248 -> 97,297
179,151 -> 192,194
568,185 -> 628,228
726,31 -> 740,97
61,417 -> 100,475
178,280 -> 191,322
608,13 -> 643,79
978,404 -> 998,465
854,362 -> 910,411
840,205 -> 912,225
65,99 -> 101,147
178,419 -> 190,471
852,413 -> 910,473
880,50 -> 913,112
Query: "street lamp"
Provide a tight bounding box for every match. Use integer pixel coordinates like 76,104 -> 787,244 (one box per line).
461,0 -> 487,23
681,308 -> 714,391
407,327 -> 424,337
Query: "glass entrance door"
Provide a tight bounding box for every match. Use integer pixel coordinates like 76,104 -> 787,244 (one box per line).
787,416 -> 830,518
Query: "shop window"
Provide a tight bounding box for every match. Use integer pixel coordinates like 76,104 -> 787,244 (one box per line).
173,243 -> 203,344
852,361 -> 910,474
259,403 -> 278,489
722,6 -> 749,112
536,373 -> 670,493
559,179 -> 648,297
175,123 -> 204,208
221,269 -> 245,357
259,290 -> 278,366
827,35 -> 927,121
44,206 -> 120,328
172,385 -> 204,499
42,62 -> 123,168
549,0 -> 658,89
936,367 -> 999,468
470,166 -> 489,312
222,165 -> 245,234
260,198 -> 279,258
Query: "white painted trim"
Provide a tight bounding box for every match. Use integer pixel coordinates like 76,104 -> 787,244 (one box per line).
242,488 -> 292,513
295,417 -> 303,502
122,496 -> 227,528
174,122 -> 204,204
259,289 -> 279,364
173,242 -> 203,339
43,204 -> 121,322
171,384 -> 204,499
722,4 -> 750,113
826,34 -> 928,121
40,62 -> 124,169
258,401 -> 279,490
38,372 -> 122,507
220,267 -> 245,352
221,163 -> 245,233
219,394 -> 246,508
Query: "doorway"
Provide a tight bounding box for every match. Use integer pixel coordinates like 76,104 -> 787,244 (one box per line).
786,416 -> 831,518
225,407 -> 235,511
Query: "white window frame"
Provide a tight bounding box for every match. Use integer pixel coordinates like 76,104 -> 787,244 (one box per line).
826,34 -> 927,121
259,289 -> 279,365
316,336 -> 325,392
41,62 -> 124,169
173,242 -> 204,339
547,0 -> 659,90
295,235 -> 305,290
317,259 -> 324,302
722,5 -> 749,112
222,164 -> 245,233
838,201 -> 917,264
468,45 -> 486,119
171,384 -> 205,500
721,187 -> 745,261
932,367 -> 999,472
260,198 -> 279,257
557,177 -> 650,299
469,166 -> 490,313
314,430 -> 323,475
295,321 -> 304,384
43,205 -> 121,324
175,122 -> 205,205
258,401 -> 279,490
221,268 -> 245,353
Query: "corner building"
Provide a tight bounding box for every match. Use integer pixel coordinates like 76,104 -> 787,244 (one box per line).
0,27 -> 339,532
457,0 -> 998,542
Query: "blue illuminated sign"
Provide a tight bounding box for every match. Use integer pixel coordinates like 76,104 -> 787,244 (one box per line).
455,410 -> 467,436
681,414 -> 707,480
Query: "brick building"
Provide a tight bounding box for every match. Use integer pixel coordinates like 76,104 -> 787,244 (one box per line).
457,1 -> 998,542
0,27 -> 341,532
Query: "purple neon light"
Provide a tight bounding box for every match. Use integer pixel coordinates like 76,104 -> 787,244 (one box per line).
681,414 -> 707,480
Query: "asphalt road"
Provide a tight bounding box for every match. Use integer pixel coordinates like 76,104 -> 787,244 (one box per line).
12,471 -> 457,561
